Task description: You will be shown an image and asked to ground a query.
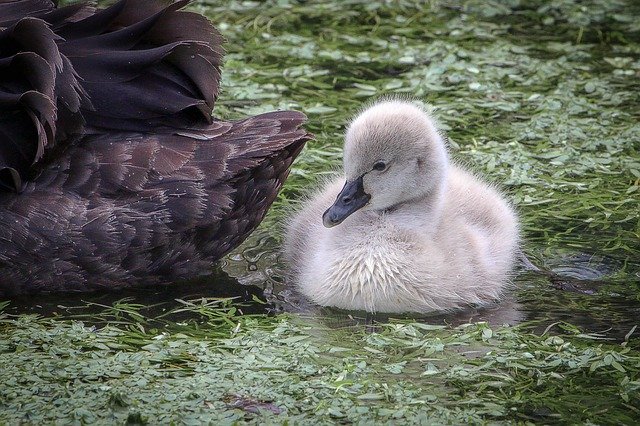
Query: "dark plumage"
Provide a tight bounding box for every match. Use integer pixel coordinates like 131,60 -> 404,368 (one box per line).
0,0 -> 311,295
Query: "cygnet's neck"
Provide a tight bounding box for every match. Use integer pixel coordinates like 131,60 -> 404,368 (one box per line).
377,177 -> 448,234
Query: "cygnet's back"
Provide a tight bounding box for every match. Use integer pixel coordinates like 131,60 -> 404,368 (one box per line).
284,100 -> 519,313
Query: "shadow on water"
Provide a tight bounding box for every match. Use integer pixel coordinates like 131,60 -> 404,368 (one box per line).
514,249 -> 640,339
3,229 -> 639,343
3,267 -> 273,321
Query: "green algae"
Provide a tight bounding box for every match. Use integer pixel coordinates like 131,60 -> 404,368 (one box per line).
2,0 -> 640,424
209,0 -> 639,267
1,302 -> 639,424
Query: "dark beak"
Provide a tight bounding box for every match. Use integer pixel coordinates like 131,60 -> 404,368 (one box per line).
322,176 -> 370,228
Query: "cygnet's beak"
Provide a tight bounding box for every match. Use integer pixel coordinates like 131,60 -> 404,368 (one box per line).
322,176 -> 371,228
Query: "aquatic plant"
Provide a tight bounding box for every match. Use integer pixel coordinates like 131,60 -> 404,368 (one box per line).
1,0 -> 638,423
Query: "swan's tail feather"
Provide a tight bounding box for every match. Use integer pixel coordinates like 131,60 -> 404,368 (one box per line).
0,0 -> 224,192
197,111 -> 310,259
0,15 -> 85,191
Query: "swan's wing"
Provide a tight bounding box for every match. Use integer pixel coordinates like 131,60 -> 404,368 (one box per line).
57,0 -> 224,131
0,0 -> 94,27
73,111 -> 310,262
0,0 -> 55,24
0,0 -> 224,192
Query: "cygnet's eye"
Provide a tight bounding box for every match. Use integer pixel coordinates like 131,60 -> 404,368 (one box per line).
372,161 -> 386,172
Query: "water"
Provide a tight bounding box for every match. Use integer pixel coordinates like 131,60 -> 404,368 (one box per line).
224,229 -> 639,337
10,225 -> 635,346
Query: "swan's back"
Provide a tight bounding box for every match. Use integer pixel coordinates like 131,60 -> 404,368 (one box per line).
437,165 -> 520,292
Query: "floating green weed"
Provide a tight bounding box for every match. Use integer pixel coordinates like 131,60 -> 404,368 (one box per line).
204,0 -> 639,267
4,0 -> 640,423
1,304 -> 638,424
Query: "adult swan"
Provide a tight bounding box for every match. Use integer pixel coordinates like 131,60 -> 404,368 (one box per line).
0,0 -> 311,295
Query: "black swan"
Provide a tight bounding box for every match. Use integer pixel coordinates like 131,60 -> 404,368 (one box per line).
0,0 -> 312,296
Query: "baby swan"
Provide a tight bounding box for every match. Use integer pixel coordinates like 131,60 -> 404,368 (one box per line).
284,100 -> 520,313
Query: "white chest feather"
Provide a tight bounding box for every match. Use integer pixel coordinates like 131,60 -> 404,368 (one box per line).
308,238 -> 424,312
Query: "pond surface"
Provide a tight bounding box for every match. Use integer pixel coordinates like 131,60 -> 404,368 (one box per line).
7,225 -> 638,344
2,0 -> 639,424
224,227 -> 638,338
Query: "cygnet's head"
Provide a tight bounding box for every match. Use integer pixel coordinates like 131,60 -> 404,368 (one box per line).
323,100 -> 448,228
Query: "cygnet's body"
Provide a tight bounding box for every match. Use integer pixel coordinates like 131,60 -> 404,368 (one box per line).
284,101 -> 519,313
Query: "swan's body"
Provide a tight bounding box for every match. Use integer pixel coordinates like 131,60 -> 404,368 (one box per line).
0,0 -> 311,295
285,101 -> 519,313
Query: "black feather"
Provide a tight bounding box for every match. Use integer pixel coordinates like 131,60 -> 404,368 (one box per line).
0,0 -> 312,295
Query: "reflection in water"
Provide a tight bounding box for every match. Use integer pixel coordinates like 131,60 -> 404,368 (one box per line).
549,253 -> 617,280
5,267 -> 271,320
4,228 -> 639,343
